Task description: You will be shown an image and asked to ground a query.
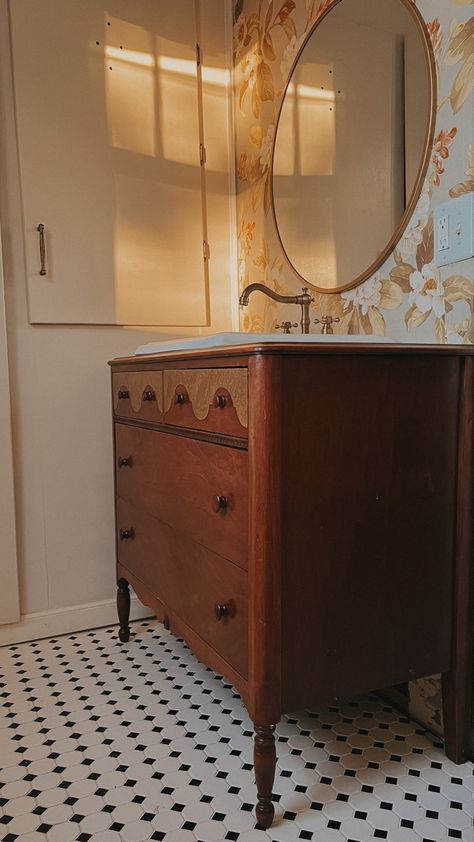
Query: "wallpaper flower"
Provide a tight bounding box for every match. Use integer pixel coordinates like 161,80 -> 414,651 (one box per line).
234,0 -> 473,344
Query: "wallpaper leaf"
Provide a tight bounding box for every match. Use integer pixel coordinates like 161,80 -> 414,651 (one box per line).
262,32 -> 277,61
416,217 -> 434,271
252,175 -> 266,211
256,61 -> 275,103
380,280 -> 403,309
450,52 -> 474,113
405,304 -> 431,330
389,264 -> 415,293
435,317 -> 446,343
368,307 -> 386,335
265,0 -> 275,31
444,275 -> 474,308
280,15 -> 297,39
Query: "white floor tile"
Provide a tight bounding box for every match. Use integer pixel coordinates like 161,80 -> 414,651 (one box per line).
0,619 -> 472,842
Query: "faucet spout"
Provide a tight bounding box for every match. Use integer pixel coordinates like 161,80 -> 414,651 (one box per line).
239,284 -> 314,334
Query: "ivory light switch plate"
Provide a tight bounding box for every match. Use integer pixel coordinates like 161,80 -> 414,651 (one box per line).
434,194 -> 474,267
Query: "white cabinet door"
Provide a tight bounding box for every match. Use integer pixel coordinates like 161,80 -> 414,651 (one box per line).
10,0 -> 208,326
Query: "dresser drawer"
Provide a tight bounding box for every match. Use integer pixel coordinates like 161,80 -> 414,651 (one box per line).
164,369 -> 247,437
112,371 -> 163,423
116,498 -> 248,677
115,424 -> 248,569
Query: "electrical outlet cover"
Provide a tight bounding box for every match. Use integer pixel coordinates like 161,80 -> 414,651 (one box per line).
434,194 -> 474,267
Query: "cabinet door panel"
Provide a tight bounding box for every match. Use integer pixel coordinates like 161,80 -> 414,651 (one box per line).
10,0 -> 207,325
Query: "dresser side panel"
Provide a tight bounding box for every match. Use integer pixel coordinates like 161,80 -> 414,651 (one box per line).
280,354 -> 459,711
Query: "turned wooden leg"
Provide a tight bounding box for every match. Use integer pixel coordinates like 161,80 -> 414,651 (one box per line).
117,578 -> 131,642
254,724 -> 276,829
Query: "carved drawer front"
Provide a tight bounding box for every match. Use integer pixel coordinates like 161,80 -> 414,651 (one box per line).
116,498 -> 248,677
164,368 -> 248,437
115,424 -> 248,569
112,371 -> 163,423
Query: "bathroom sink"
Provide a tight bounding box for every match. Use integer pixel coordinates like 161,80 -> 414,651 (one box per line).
135,332 -> 392,355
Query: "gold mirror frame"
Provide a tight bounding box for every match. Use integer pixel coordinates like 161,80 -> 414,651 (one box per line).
270,0 -> 437,295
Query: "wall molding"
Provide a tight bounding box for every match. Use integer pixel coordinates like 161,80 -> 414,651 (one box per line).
0,596 -> 153,647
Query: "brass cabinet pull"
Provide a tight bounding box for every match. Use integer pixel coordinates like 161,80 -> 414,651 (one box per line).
213,394 -> 227,409
143,389 -> 155,402
118,456 -> 132,468
212,495 -> 228,513
214,602 -> 229,621
119,528 -> 134,541
118,388 -> 129,400
37,224 -> 47,275
175,392 -> 187,405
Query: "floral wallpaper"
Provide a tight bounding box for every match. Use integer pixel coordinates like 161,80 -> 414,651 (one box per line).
233,0 -> 473,734
233,0 -> 473,344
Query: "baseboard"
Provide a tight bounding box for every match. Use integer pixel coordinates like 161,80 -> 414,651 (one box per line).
0,596 -> 153,646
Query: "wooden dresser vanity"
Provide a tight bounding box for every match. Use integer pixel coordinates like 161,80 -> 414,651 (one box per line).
109,342 -> 473,827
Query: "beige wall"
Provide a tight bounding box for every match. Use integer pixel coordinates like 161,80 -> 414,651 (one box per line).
0,0 -> 236,638
0,234 -> 19,624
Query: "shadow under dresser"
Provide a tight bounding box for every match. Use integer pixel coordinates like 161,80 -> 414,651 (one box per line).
109,342 -> 473,827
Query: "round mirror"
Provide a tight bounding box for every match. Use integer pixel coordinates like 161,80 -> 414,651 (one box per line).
271,0 -> 435,293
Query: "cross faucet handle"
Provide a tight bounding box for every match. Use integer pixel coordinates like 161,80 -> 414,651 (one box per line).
314,315 -> 340,334
276,321 -> 298,334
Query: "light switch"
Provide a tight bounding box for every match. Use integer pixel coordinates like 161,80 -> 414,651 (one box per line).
434,194 -> 474,267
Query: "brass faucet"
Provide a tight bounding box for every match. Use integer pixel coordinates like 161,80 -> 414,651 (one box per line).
239,284 -> 314,334
314,315 -> 340,335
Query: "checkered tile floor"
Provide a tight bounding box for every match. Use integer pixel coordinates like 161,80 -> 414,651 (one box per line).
0,620 -> 472,841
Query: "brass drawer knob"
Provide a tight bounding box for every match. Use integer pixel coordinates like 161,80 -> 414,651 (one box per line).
119,528 -> 135,541
214,602 -> 229,621
212,495 -> 228,513
143,389 -> 155,402
175,392 -> 187,405
213,394 -> 227,409
118,456 -> 132,468
118,388 -> 129,400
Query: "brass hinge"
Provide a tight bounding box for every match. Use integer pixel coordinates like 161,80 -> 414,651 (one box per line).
203,240 -> 210,261
196,42 -> 201,66
199,143 -> 207,166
